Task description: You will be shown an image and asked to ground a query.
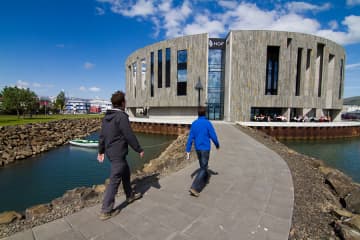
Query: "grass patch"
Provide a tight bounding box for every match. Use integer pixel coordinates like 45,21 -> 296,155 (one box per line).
0,114 -> 103,127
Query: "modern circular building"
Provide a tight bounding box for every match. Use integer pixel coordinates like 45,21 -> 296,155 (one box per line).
125,30 -> 345,122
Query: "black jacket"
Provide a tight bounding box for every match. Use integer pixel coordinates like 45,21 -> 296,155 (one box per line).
98,109 -> 143,159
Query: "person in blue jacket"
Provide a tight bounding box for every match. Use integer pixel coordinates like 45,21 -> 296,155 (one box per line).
186,106 -> 220,197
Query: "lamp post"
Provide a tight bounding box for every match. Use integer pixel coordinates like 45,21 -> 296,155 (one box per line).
195,77 -> 203,107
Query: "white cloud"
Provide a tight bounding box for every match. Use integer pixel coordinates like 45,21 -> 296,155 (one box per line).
16,80 -> 29,89
97,0 -> 360,45
56,44 -> 65,48
184,15 -> 225,37
96,7 -> 105,15
347,0 -> 360,6
89,87 -> 101,92
79,86 -> 87,91
328,20 -> 338,30
218,0 -> 238,9
286,2 -> 331,13
346,62 -> 360,70
84,62 -> 95,69
33,82 -> 41,87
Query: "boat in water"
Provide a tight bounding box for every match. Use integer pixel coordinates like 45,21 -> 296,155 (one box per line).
69,139 -> 99,148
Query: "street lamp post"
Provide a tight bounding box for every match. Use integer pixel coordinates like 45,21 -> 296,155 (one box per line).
195,77 -> 203,107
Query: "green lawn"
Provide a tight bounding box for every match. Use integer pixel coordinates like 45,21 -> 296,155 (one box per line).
0,114 -> 103,126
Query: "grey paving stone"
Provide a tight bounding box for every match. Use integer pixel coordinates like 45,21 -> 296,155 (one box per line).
92,226 -> 134,240
111,212 -> 174,240
1,230 -> 34,240
46,229 -> 85,240
65,210 -> 119,239
33,219 -> 71,240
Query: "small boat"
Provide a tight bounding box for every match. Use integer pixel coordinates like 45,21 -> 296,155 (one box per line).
69,139 -> 99,148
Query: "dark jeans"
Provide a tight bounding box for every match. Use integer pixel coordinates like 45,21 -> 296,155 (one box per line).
102,158 -> 132,213
191,150 -> 210,192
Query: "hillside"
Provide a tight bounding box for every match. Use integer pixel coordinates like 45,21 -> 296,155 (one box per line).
343,96 -> 360,105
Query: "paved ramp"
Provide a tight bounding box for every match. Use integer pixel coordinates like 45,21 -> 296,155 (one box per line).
3,123 -> 293,240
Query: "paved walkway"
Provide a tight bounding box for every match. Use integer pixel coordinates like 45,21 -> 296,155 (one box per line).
2,122 -> 294,240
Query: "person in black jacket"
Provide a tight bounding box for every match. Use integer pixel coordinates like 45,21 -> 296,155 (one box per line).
97,91 -> 144,220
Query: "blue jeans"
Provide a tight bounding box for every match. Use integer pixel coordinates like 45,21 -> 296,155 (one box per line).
191,150 -> 210,192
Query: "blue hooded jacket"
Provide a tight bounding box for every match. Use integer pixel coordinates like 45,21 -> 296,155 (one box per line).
186,116 -> 220,152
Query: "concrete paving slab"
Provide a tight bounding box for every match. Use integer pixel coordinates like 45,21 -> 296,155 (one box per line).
1,230 -> 34,240
32,219 -> 71,240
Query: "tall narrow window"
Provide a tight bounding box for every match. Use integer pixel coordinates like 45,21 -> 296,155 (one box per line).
177,50 -> 187,96
158,49 -> 162,88
141,58 -> 146,91
165,48 -> 171,87
132,62 -> 137,98
265,46 -> 280,95
339,59 -> 344,99
316,43 -> 324,97
150,52 -> 154,97
295,48 -> 302,96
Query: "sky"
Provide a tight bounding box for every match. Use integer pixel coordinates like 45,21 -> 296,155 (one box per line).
0,0 -> 359,100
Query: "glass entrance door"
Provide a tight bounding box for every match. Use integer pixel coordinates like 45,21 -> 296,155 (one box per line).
207,45 -> 225,120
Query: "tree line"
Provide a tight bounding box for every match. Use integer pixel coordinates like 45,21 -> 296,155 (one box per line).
0,86 -> 66,118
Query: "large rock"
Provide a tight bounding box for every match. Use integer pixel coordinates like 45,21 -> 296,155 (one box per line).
0,211 -> 22,225
25,204 -> 52,221
324,169 -> 356,198
335,221 -> 360,240
51,187 -> 98,209
344,215 -> 360,232
93,184 -> 106,194
345,188 -> 360,214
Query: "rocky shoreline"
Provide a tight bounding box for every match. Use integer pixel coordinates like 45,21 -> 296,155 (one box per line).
0,118 -> 102,166
1,124 -> 360,239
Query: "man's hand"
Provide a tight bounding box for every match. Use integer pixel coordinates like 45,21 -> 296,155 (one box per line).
186,152 -> 190,160
139,151 -> 144,158
97,153 -> 104,163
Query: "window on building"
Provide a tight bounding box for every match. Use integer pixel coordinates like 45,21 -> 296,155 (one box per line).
132,62 -> 137,98
141,58 -> 146,91
165,48 -> 171,87
177,50 -> 187,96
339,59 -> 344,99
158,49 -> 162,88
265,46 -> 280,95
317,43 -> 325,97
150,52 -> 154,97
295,48 -> 302,96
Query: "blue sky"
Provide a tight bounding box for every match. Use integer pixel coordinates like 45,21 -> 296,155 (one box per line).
0,0 -> 359,100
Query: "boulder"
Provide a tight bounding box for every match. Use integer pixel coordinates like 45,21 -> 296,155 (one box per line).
344,215 -> 360,232
335,221 -> 360,240
93,184 -> 106,194
0,211 -> 22,225
331,208 -> 354,219
25,204 -> 52,220
324,169 -> 356,198
345,188 -> 360,214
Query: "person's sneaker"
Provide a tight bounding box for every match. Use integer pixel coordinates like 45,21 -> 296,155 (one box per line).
189,188 -> 199,197
99,208 -> 120,221
126,192 -> 142,204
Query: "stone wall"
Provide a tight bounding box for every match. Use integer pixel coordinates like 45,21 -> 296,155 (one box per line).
0,118 -> 102,166
253,125 -> 360,140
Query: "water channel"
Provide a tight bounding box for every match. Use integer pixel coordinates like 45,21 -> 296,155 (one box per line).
0,132 -> 176,213
283,137 -> 360,183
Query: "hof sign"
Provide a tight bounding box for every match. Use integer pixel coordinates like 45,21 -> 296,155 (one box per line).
209,38 -> 225,49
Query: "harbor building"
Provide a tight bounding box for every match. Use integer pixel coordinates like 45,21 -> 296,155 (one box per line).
125,30 -> 345,122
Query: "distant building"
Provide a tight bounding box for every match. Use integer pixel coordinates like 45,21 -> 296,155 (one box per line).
65,98 -> 111,114
125,30 -> 345,121
89,99 -> 112,113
